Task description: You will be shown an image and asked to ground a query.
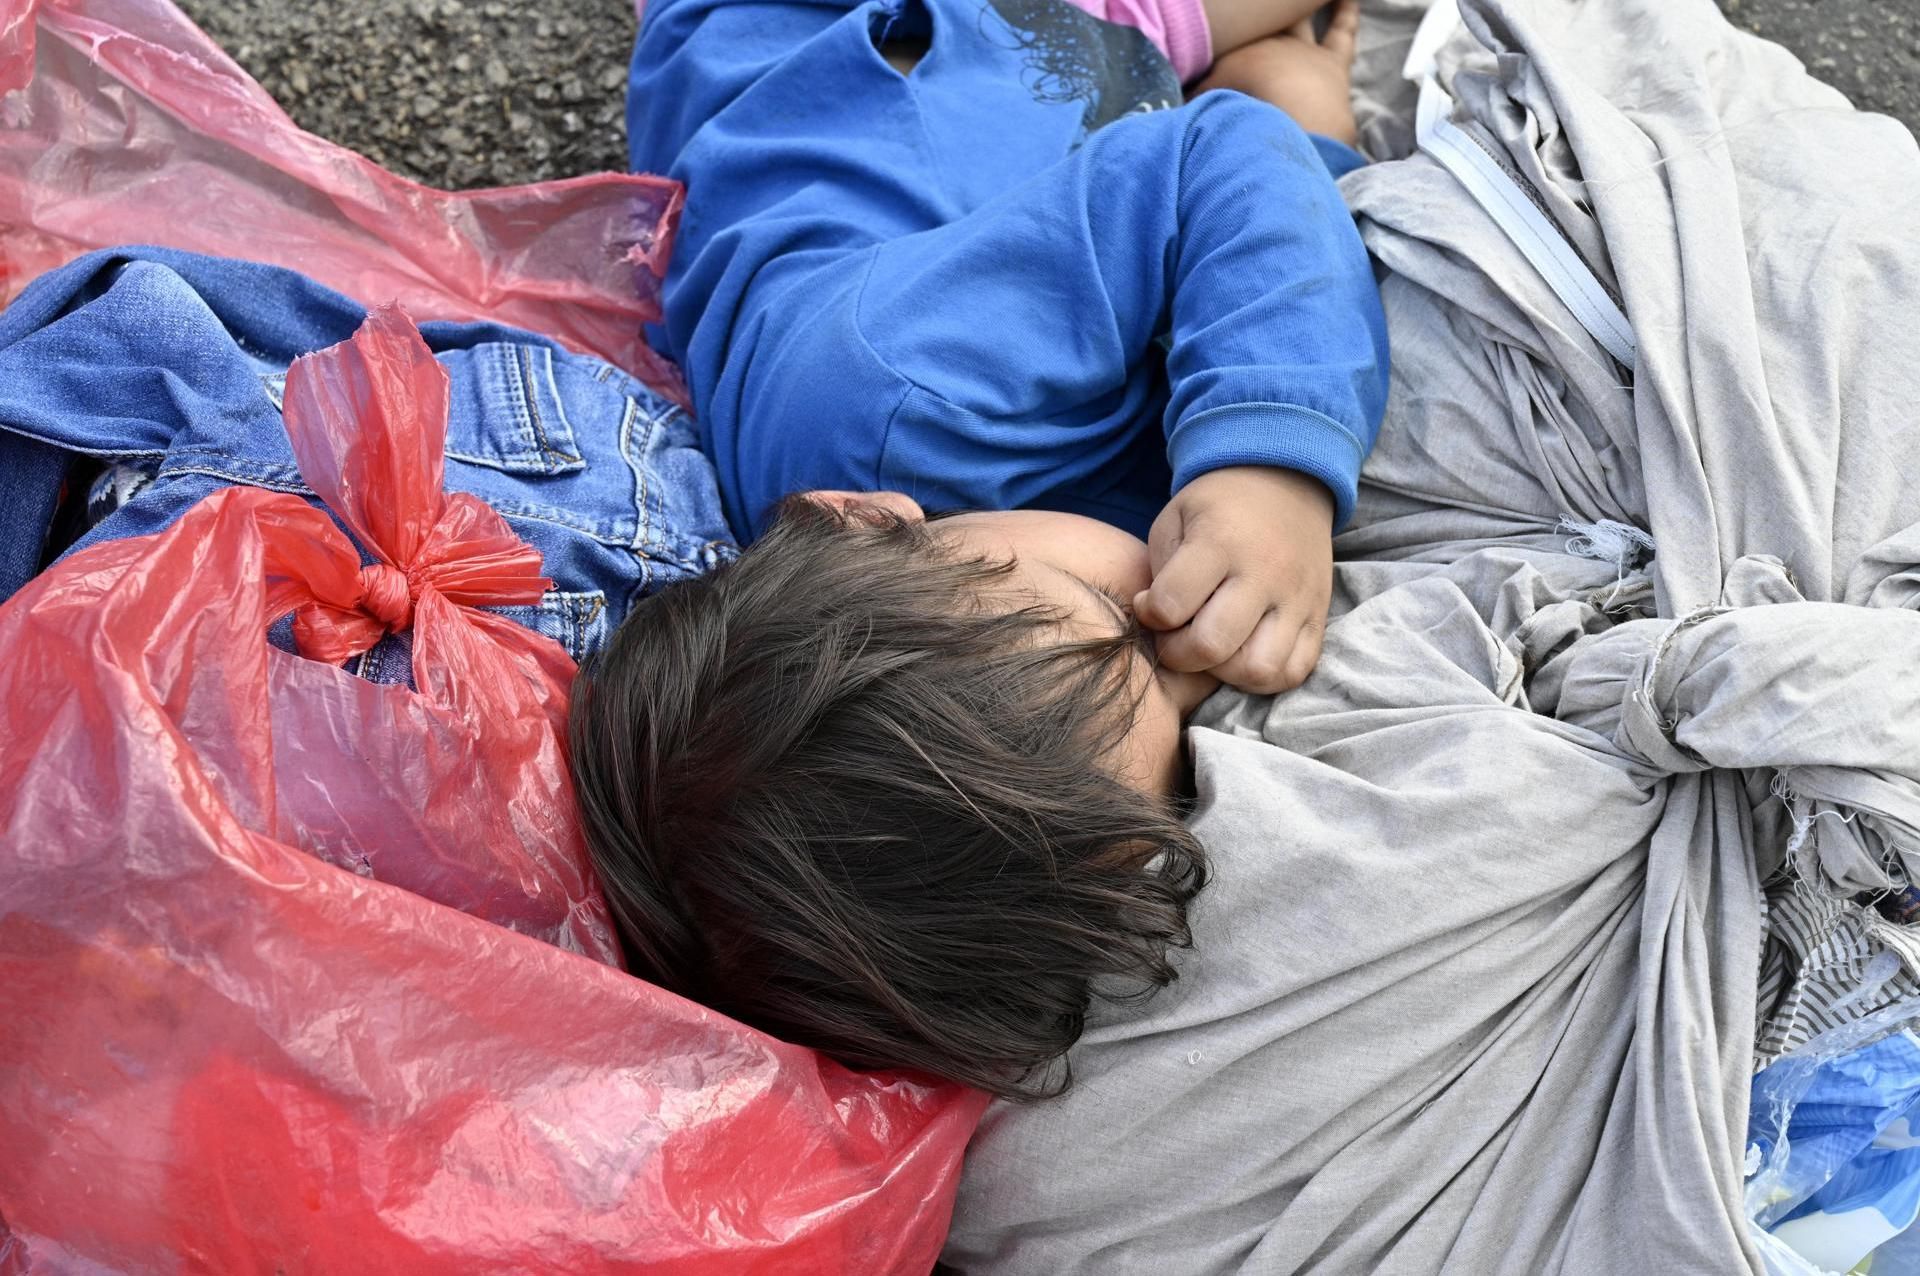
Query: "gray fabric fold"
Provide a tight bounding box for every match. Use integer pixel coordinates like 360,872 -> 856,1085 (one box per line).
945,0 -> 1920,1271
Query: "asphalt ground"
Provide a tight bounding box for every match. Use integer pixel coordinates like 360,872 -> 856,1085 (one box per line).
1723,0 -> 1920,130
173,0 -> 1920,191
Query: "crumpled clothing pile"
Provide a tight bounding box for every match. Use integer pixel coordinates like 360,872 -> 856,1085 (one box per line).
946,1 -> 1920,1272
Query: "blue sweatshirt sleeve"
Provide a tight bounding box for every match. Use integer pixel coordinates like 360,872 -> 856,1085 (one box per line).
1153,93 -> 1389,521
628,0 -> 1387,536
1311,133 -> 1370,181
778,92 -> 1389,528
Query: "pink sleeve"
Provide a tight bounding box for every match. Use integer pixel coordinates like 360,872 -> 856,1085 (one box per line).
1062,0 -> 1213,84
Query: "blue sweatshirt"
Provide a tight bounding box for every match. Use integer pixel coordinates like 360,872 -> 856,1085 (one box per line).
627,0 -> 1390,539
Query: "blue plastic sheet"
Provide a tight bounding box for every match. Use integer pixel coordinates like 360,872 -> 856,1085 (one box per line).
1747,1002 -> 1920,1273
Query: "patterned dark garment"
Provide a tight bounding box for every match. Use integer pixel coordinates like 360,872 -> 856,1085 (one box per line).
981,0 -> 1181,134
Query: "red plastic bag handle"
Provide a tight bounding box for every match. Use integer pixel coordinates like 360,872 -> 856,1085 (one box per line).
262,306 -> 552,665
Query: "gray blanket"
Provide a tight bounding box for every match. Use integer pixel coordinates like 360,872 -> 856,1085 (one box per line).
942,1 -> 1920,1271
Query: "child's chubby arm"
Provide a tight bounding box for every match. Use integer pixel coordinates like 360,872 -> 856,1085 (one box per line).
1134,465 -> 1333,695
1129,2 -> 1366,697
1128,76 -> 1382,696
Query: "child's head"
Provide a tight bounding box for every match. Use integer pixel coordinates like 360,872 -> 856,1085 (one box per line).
569,494 -> 1215,1098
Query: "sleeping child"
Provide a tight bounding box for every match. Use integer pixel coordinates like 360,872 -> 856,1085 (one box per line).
570,0 -> 1388,1097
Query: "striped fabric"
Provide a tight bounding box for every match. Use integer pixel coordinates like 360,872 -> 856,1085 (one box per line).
1756,882 -> 1920,1065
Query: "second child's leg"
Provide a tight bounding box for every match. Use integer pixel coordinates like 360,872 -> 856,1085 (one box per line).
1192,0 -> 1359,143
1201,0 -> 1335,64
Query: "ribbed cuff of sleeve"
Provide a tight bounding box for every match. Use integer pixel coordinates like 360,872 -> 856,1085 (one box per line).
1310,133 -> 1369,180
1159,0 -> 1213,84
1168,402 -> 1365,528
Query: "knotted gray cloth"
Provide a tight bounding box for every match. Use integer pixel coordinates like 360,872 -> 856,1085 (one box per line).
943,0 -> 1920,1271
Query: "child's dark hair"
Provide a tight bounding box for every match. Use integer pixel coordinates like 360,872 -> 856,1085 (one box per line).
568,498 -> 1208,1099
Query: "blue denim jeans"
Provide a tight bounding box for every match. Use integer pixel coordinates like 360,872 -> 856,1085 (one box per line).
0,248 -> 735,673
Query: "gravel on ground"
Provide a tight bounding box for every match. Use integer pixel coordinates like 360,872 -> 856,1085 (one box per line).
173,0 -> 1920,191
176,0 -> 640,189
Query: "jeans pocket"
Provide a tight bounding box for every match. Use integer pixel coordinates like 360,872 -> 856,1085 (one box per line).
485,588 -> 611,662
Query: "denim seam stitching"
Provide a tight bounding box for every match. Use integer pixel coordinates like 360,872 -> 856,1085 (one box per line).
489,344 -> 544,463
155,463 -> 313,494
477,500 -> 635,547
440,448 -> 584,476
624,557 -> 651,616
445,447 -> 512,469
618,396 -> 654,552
535,347 -> 584,462
487,589 -> 607,661
515,346 -> 581,470
1,432 -> 166,463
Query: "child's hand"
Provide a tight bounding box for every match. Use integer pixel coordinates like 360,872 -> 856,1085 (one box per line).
1192,0 -> 1359,145
1133,466 -> 1334,695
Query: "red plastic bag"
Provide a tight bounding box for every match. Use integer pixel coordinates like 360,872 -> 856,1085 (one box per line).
0,311 -> 986,1273
257,304 -> 615,959
0,0 -> 686,402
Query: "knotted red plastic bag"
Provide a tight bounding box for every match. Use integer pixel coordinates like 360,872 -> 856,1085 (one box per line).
0,310 -> 986,1273
0,0 -> 687,402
